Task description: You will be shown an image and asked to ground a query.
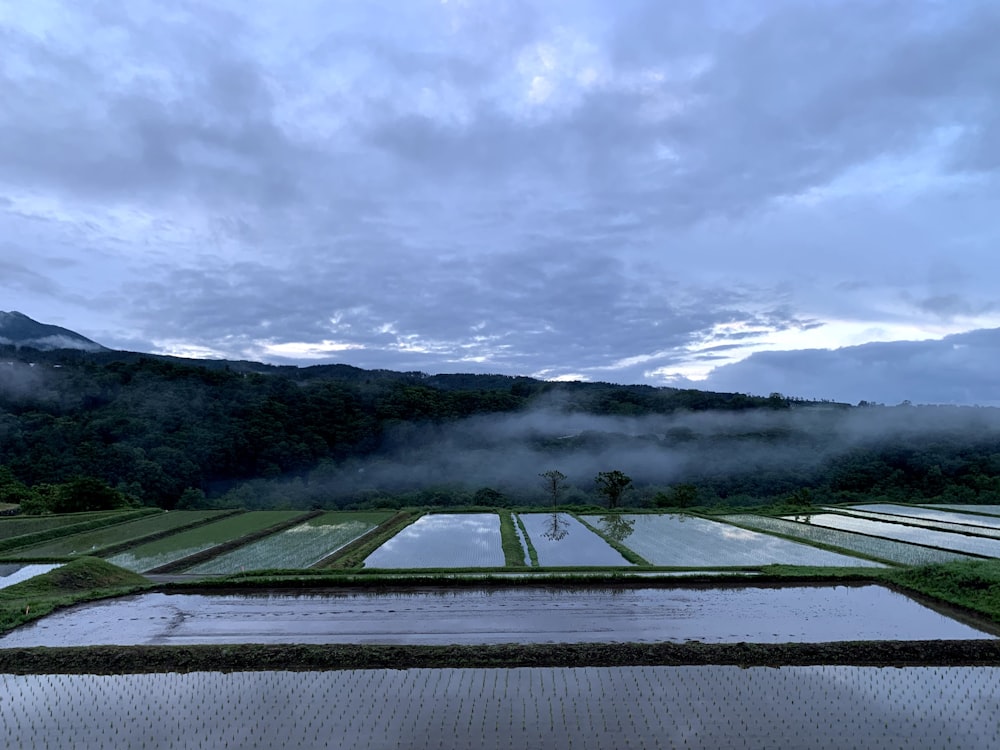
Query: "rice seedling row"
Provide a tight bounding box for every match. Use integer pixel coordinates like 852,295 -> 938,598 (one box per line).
0,509 -> 159,555
585,514 -> 882,567
12,511 -> 229,559
1,666 -> 997,749
517,513 -> 632,567
186,512 -> 392,575
933,504 -> 1000,517
0,511 -> 126,541
829,507 -> 1000,539
849,504 -> 1000,530
107,511 -> 304,573
723,514 -> 975,565
794,513 -> 1000,557
364,514 -> 506,568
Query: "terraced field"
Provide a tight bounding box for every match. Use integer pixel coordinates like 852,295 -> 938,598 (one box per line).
2,504 -> 1000,749
190,511 -> 392,574
106,511 -> 305,573
13,511 -> 228,558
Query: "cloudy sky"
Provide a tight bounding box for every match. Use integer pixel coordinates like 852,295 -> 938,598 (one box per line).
3,0 -> 999,405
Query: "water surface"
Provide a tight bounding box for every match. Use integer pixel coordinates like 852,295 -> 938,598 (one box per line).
0,584 -> 991,647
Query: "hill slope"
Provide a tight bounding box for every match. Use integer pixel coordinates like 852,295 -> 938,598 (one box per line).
0,311 -> 106,352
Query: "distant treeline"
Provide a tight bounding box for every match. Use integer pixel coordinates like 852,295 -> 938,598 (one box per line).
2,345 -> 999,512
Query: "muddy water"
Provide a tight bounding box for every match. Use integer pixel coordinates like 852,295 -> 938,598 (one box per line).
0,585 -> 993,648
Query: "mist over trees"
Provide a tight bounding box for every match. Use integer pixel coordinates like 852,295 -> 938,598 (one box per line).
3,345 -> 1000,511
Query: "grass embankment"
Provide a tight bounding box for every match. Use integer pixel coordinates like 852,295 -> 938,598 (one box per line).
888,560 -> 1000,624
573,514 -> 651,566
498,511 -> 527,568
314,511 -> 417,569
514,514 -> 539,567
0,557 -> 149,635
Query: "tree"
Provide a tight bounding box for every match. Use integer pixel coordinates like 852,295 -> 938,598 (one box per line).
0,467 -> 35,507
594,470 -> 632,509
655,483 -> 698,509
473,487 -> 506,507
539,470 -> 567,507
52,477 -> 132,513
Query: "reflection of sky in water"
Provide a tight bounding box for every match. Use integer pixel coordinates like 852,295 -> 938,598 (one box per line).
582,515 -> 883,567
2,585 -> 989,648
365,514 -> 504,568
720,527 -> 757,542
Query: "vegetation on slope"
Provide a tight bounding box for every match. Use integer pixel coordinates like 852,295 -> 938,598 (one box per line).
889,560 -> 1000,624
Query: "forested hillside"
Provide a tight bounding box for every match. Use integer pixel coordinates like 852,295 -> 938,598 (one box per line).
2,345 -> 1000,511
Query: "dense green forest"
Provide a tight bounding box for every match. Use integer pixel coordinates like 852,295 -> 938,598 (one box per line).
2,344 -> 1000,512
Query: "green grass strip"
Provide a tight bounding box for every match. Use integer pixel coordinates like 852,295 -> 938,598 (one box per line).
515,514 -> 540,567
498,511 -> 527,568
574,513 -> 651,566
888,560 -> 1000,624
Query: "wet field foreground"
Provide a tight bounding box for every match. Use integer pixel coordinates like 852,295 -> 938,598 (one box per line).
1,583 -> 994,647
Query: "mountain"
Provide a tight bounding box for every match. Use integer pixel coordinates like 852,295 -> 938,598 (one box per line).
0,311 -> 106,352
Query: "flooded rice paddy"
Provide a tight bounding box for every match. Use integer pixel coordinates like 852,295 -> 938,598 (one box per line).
518,513 -> 632,566
797,513 -> 1000,557
2,665 -> 998,749
364,513 -> 505,568
0,584 -> 992,647
589,514 -> 884,567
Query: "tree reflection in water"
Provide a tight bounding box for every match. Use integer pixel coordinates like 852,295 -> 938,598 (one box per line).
597,514 -> 635,542
542,512 -> 570,541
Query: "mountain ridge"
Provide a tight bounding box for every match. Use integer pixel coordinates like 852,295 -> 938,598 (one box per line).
0,311 -> 106,353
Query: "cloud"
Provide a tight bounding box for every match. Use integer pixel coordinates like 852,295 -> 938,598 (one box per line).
1,0 -> 998,405
691,327 -> 1000,406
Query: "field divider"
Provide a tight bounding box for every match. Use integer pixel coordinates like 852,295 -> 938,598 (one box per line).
498,511 -> 528,568
312,511 -> 417,569
146,510 -> 324,575
0,509 -> 161,555
573,513 -> 651,566
514,514 -> 540,567
3,639 -> 1000,674
94,509 -> 245,560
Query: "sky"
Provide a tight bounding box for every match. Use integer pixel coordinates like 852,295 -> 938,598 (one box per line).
2,0 -> 999,406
